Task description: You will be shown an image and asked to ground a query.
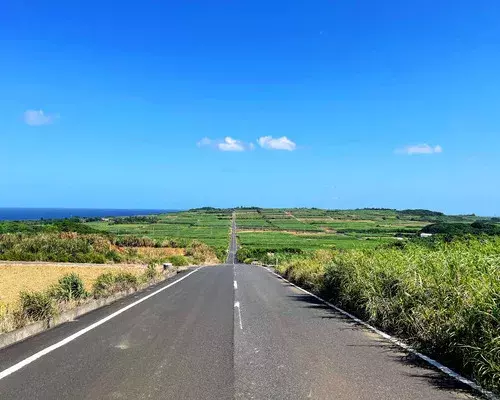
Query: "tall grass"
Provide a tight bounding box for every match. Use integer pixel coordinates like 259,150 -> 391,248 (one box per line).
275,236 -> 500,393
0,233 -> 121,263
0,233 -> 221,264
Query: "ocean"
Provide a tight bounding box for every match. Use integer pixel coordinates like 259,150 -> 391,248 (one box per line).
0,208 -> 178,221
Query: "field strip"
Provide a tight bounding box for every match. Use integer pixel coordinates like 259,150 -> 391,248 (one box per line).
284,211 -> 306,224
263,266 -> 498,400
285,211 -> 330,233
0,267 -> 201,381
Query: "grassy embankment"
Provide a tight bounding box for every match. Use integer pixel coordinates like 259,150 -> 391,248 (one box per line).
236,208 -> 500,393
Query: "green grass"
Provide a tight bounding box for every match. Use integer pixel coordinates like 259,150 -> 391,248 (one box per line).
274,237 -> 500,394
238,231 -> 392,251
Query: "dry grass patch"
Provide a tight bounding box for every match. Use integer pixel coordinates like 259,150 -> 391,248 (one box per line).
0,264 -> 143,308
133,247 -> 185,258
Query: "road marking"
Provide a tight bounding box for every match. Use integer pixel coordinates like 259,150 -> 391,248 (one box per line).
234,280 -> 238,290
263,267 -> 498,400
0,267 -> 202,381
234,301 -> 243,330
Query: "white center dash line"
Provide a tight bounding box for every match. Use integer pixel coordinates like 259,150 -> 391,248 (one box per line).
234,301 -> 243,330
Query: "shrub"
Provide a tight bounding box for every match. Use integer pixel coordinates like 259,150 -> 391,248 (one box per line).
276,249 -> 333,292
53,273 -> 87,301
167,255 -> 189,267
92,272 -> 117,297
420,222 -> 500,237
161,238 -> 185,248
0,232 -> 121,263
19,291 -> 55,321
113,235 -> 156,247
144,263 -> 159,281
114,272 -> 138,290
185,241 -> 218,264
93,271 -> 139,297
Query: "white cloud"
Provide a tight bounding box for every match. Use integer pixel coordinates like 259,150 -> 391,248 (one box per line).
257,136 -> 297,151
24,109 -> 56,126
396,144 -> 443,155
197,136 -> 250,151
218,136 -> 245,152
197,137 -> 212,147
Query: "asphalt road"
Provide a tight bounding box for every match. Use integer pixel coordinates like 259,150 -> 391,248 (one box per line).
0,224 -> 480,399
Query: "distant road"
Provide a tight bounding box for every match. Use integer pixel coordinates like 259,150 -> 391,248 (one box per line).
0,223 -> 479,399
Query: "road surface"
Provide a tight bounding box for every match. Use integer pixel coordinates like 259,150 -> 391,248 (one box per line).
0,224 -> 479,399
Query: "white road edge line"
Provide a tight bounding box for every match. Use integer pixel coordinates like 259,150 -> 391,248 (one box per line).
234,301 -> 243,330
263,267 -> 498,400
234,280 -> 238,290
0,267 -> 202,381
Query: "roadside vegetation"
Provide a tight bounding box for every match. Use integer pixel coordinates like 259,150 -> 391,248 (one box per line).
240,235 -> 500,393
0,262 -> 171,333
0,232 -> 219,264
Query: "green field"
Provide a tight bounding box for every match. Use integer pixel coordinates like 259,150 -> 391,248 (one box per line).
235,208 -> 442,252
87,210 -> 231,249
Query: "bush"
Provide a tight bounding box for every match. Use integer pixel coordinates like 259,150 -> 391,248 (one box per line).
52,273 -> 87,301
0,232 -> 122,263
277,249 -> 333,292
19,291 -> 55,321
167,255 -> 189,267
420,222 -> 500,237
92,272 -> 117,297
113,235 -> 156,247
114,272 -> 138,290
93,271 -> 139,297
161,238 -> 186,248
144,263 -> 159,281
185,241 -> 219,264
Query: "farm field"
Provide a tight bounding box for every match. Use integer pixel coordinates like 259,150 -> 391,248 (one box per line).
86,209 -> 231,249
235,208 -> 440,252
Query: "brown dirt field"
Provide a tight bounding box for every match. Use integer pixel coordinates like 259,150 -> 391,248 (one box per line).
0,264 -> 144,308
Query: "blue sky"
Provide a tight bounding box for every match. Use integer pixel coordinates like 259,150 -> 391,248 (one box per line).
1,1 -> 499,215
